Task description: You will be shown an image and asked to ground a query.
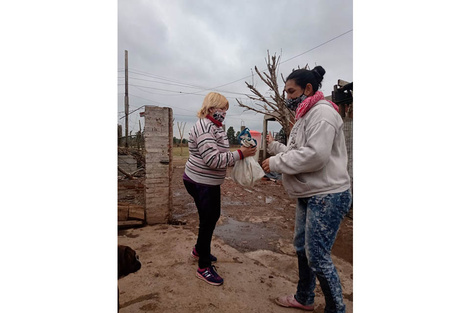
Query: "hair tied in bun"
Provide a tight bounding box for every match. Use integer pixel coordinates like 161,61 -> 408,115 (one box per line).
312,66 -> 325,79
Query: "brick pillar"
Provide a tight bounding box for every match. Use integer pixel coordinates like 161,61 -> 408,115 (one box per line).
143,106 -> 173,224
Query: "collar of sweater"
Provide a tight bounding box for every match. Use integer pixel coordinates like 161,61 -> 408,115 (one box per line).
206,114 -> 223,127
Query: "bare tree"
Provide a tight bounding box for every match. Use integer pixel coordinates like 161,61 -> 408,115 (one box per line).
236,51 -> 295,138
177,121 -> 186,156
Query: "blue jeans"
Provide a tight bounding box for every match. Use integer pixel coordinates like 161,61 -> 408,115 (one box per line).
293,190 -> 352,313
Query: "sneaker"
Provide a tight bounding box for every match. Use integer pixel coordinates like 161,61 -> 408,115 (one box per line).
196,265 -> 224,286
274,294 -> 315,311
191,247 -> 217,262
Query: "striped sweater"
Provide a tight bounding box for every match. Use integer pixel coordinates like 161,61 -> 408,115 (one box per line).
184,117 -> 242,185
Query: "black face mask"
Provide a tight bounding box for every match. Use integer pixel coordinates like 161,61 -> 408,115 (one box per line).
285,93 -> 307,111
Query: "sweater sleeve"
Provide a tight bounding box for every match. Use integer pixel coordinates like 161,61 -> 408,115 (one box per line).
267,140 -> 288,155
196,131 -> 240,168
269,120 -> 336,175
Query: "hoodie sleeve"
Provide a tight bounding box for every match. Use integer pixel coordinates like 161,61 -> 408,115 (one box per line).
269,120 -> 336,175
267,140 -> 288,155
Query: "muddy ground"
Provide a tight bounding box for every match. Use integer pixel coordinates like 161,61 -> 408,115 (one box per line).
118,158 -> 353,312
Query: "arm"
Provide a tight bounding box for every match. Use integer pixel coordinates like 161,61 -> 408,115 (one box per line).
196,131 -> 239,168
267,140 -> 288,155
266,132 -> 288,155
269,120 -> 336,175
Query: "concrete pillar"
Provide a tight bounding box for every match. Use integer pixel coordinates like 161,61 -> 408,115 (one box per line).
143,106 -> 173,224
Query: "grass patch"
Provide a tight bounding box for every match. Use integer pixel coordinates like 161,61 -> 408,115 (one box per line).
173,145 -> 189,158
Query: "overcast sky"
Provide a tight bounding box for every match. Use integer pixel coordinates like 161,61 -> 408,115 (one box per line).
118,0 -> 353,138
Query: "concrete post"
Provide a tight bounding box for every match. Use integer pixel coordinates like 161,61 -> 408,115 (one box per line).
143,106 -> 173,224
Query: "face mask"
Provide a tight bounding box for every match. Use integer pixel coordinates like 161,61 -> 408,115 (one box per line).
285,93 -> 307,111
212,109 -> 227,123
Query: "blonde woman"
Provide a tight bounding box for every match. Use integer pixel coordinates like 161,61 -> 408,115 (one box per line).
184,92 -> 256,286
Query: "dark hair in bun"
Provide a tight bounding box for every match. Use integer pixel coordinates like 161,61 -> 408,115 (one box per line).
286,65 -> 326,93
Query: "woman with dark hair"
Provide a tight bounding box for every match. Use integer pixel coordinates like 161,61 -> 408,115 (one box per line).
262,66 -> 352,312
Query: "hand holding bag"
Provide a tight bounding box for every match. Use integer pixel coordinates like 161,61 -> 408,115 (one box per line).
231,128 -> 265,187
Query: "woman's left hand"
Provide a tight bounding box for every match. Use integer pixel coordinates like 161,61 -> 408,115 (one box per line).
262,158 -> 270,173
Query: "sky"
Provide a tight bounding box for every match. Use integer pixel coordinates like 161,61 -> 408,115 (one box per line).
117,0 -> 353,138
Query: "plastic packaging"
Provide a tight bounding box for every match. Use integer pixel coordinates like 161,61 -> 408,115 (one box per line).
231,128 -> 265,187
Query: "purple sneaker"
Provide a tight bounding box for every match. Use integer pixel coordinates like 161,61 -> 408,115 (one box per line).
196,265 -> 224,286
191,247 -> 217,262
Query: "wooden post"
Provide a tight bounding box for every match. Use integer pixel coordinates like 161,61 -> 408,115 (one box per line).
118,124 -> 122,146
125,50 -> 129,148
138,120 -> 142,151
177,121 -> 186,156
262,116 -> 268,161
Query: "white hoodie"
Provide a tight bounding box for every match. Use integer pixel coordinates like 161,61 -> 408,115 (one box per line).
267,100 -> 350,198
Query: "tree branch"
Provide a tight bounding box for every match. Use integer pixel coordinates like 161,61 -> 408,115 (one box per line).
236,52 -> 294,138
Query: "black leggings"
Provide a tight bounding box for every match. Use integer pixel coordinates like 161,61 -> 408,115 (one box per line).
183,179 -> 221,268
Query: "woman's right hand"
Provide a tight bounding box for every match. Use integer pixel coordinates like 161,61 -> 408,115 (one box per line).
239,145 -> 257,158
266,132 -> 274,145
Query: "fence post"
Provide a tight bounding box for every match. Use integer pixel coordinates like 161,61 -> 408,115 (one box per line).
143,106 -> 173,224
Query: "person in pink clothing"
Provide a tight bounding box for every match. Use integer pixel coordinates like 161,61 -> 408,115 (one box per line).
263,66 -> 351,313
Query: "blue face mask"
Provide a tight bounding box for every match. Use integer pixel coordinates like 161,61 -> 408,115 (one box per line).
285,93 -> 307,111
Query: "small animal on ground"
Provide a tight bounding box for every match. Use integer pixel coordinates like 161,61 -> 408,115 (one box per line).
118,245 -> 142,311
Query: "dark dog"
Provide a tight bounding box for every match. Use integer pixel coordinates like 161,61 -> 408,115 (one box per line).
118,245 -> 141,278
118,245 -> 141,311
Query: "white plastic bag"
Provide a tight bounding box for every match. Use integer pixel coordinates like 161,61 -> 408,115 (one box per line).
231,128 -> 265,187
231,156 -> 265,187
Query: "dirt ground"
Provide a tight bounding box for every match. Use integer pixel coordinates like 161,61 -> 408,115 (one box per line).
118,158 -> 353,312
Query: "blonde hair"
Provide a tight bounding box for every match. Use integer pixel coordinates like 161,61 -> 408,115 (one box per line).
197,92 -> 229,118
